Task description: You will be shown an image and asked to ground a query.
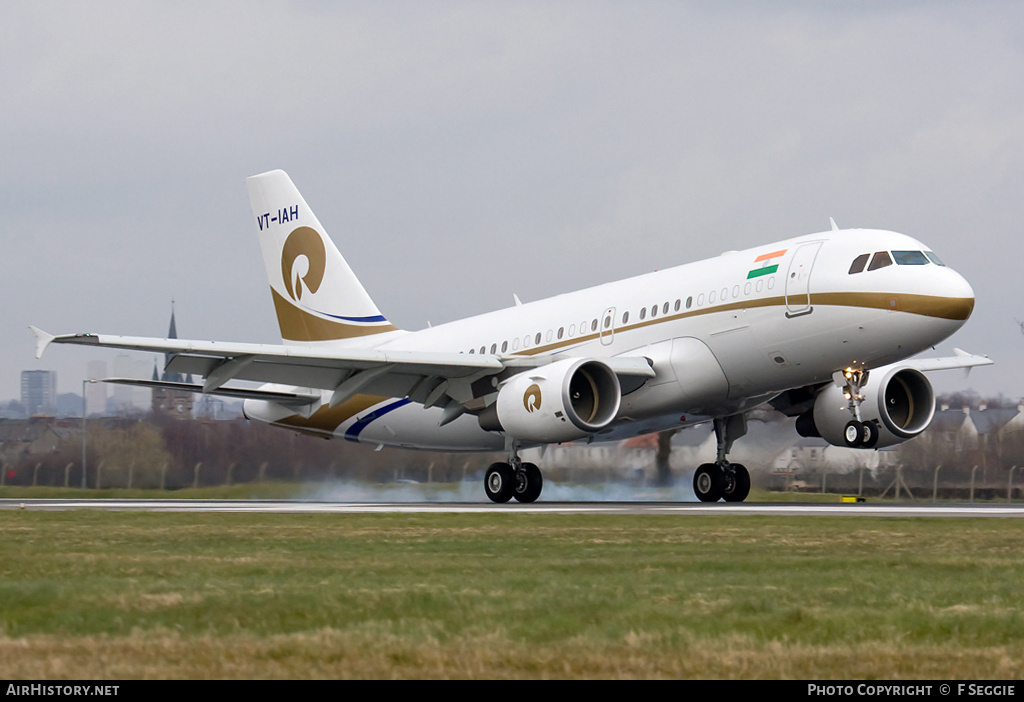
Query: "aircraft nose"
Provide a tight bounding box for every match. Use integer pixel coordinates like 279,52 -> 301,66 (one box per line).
940,268 -> 975,322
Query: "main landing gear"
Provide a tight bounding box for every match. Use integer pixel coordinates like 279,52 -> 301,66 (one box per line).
692,414 -> 751,503
485,440 -> 543,504
837,368 -> 878,449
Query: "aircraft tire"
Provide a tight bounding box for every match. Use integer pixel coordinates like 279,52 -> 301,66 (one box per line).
693,463 -> 723,502
485,462 -> 515,503
513,462 -> 544,503
722,464 -> 750,502
843,420 -> 864,448
861,421 -> 879,449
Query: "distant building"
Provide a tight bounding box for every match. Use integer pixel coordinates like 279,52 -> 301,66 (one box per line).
151,305 -> 194,419
20,370 -> 57,415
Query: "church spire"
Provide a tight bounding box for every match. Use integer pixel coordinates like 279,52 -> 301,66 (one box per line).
168,300 -> 178,340
153,301 -> 194,419
162,302 -> 182,383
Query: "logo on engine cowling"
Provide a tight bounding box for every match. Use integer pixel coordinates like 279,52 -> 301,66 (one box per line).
524,384 -> 542,413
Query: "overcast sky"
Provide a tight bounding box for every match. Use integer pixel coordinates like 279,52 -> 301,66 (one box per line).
3,1 -> 1023,404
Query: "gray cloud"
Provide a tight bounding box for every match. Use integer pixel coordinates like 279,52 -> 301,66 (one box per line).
4,1 -> 1022,402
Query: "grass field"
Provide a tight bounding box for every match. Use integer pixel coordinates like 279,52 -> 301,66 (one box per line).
2,507 -> 1023,679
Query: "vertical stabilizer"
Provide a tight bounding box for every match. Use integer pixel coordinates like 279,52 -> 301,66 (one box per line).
246,170 -> 398,343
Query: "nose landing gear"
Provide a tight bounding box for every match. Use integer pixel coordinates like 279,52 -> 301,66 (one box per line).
837,368 -> 879,448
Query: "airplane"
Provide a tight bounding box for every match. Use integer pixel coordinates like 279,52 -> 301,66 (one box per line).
32,169 -> 991,503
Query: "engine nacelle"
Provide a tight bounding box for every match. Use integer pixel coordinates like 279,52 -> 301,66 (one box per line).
491,358 -> 621,443
808,365 -> 936,449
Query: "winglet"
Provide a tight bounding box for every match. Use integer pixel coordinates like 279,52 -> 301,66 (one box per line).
953,348 -> 993,378
29,326 -> 55,359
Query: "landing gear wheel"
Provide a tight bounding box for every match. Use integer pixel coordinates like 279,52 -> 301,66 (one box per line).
693,463 -> 724,502
484,462 -> 515,503
513,462 -> 543,503
860,421 -> 879,449
722,463 -> 750,502
844,420 -> 864,448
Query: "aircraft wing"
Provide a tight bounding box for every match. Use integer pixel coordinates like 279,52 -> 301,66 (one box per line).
902,348 -> 993,373
31,327 -> 654,413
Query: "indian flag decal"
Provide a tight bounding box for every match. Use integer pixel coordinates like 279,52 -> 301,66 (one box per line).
747,249 -> 787,279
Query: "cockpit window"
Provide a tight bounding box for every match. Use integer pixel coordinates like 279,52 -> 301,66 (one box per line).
892,250 -> 930,266
848,253 -> 869,274
867,251 -> 893,271
925,251 -> 946,266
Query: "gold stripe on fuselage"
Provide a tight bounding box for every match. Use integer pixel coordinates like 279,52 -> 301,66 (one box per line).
275,393 -> 386,435
510,291 -> 974,358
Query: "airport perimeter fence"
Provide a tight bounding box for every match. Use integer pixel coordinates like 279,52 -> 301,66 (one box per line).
2,451 -> 1022,502
2,415 -> 1023,499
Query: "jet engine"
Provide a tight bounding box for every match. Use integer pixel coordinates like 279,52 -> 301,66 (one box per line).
488,358 -> 621,443
802,365 -> 935,449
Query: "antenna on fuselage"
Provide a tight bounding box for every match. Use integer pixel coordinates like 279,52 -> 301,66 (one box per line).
829,217 -> 839,232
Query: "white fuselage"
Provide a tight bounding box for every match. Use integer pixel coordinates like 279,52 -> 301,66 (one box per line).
244,228 -> 974,451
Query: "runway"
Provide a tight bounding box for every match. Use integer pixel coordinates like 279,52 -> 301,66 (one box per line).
3,498 -> 1024,517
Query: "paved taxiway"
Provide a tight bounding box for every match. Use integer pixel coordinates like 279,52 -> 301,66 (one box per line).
3,498 -> 1024,517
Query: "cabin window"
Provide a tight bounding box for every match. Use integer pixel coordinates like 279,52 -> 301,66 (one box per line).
893,250 -> 930,266
709,290 -> 716,304
604,315 -> 611,329
868,251 -> 893,271
849,253 -> 869,274
674,299 -> 681,312
698,293 -> 705,306
651,305 -> 657,318
640,307 -> 646,320
569,324 -> 576,336
663,302 -> 670,315
622,311 -> 629,325
732,285 -> 740,298
686,296 -> 692,309
591,319 -> 598,332
501,340 -> 508,353
546,330 -> 553,342
490,344 -> 497,354
535,332 -> 542,345
479,346 -> 486,354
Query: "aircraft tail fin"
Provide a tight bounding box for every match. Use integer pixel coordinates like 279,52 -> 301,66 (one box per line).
246,170 -> 399,343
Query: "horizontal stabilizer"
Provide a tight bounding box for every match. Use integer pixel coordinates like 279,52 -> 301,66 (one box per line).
102,378 -> 320,408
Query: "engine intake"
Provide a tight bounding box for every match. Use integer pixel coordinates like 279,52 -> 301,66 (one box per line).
487,358 -> 621,443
